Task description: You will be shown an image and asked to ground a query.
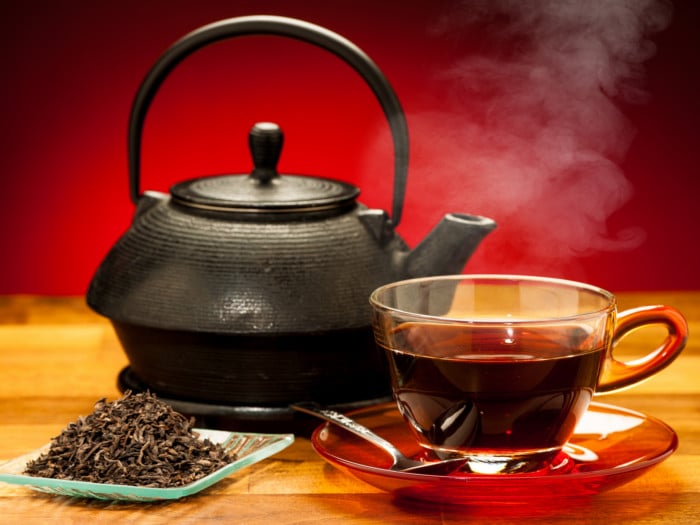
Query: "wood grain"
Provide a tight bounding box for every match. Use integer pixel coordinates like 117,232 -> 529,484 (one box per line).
0,293 -> 698,524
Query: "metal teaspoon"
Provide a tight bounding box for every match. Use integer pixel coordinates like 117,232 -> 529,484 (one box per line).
290,402 -> 468,475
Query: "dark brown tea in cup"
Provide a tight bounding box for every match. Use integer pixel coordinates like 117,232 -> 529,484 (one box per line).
382,323 -> 604,460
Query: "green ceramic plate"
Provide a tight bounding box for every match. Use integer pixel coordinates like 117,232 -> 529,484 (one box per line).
0,429 -> 293,501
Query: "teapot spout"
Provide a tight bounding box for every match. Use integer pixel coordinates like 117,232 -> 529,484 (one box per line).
402,214 -> 496,278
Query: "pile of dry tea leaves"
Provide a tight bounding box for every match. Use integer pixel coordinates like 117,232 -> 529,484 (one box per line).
24,391 -> 237,487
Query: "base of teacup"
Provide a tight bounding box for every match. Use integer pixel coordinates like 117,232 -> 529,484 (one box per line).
427,446 -> 573,475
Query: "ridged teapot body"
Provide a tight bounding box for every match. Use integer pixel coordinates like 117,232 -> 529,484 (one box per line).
87,191 -> 410,335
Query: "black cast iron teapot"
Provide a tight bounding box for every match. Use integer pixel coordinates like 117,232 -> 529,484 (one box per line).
87,15 -> 496,430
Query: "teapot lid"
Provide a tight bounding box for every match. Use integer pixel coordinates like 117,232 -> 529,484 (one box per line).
171,122 -> 359,213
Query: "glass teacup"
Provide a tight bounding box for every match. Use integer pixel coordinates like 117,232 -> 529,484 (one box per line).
370,275 -> 687,474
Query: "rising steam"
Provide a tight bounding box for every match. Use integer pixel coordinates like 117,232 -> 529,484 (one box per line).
388,0 -> 673,276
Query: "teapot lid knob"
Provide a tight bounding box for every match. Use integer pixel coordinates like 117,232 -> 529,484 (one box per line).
249,122 -> 283,184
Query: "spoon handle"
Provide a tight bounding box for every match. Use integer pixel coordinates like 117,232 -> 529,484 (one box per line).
290,402 -> 404,459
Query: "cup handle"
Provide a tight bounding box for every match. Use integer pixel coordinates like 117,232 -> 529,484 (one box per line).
597,305 -> 688,394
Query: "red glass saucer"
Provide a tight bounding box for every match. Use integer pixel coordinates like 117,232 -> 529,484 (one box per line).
311,402 -> 677,505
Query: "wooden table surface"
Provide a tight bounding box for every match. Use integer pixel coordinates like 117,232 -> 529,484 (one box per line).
0,292 -> 698,524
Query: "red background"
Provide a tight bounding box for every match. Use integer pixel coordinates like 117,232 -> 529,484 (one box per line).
1,0 -> 698,295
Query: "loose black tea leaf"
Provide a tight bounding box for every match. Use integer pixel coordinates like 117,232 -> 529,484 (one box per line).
24,391 -> 237,487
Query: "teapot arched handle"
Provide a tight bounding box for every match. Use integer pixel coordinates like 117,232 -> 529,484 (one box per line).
128,15 -> 408,228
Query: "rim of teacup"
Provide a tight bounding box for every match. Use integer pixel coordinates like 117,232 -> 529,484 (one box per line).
369,274 -> 616,324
